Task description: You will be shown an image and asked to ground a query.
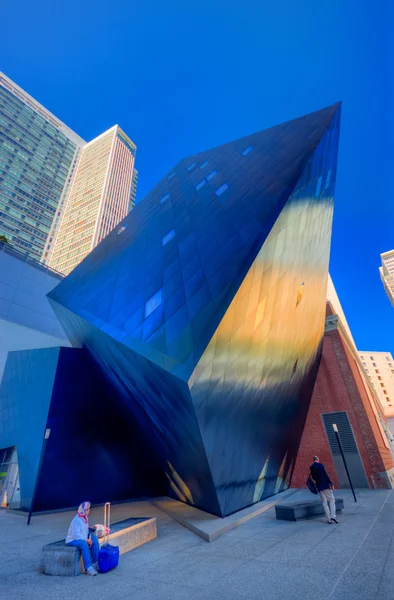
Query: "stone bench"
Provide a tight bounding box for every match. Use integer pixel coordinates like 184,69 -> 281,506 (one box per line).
275,498 -> 344,521
42,516 -> 157,576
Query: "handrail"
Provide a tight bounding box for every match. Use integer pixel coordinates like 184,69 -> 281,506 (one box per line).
0,241 -> 65,280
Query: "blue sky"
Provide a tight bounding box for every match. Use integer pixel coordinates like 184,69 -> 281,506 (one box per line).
2,0 -> 393,353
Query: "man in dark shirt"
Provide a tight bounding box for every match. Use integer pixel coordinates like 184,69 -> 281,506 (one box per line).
310,456 -> 338,524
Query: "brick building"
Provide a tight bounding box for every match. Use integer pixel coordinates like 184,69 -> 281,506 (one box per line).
292,303 -> 394,490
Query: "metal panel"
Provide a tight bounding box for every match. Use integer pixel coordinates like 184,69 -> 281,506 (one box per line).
47,104 -> 341,516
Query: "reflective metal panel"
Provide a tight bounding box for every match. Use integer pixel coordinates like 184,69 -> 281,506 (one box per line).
48,105 -> 341,516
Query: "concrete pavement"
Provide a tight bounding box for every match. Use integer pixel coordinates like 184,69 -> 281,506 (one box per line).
1,489 -> 393,599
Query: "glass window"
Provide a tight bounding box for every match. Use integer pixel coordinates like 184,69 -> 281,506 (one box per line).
160,193 -> 170,204
187,162 -> 196,172
162,229 -> 175,246
168,172 -> 175,180
325,169 -> 331,190
196,179 -> 206,191
144,288 -> 163,318
316,176 -> 323,197
215,183 -> 228,197
206,169 -> 217,181
200,160 -> 209,169
241,145 -> 253,156
117,224 -> 128,235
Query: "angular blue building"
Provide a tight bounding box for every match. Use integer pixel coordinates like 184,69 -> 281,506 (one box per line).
0,104 -> 341,516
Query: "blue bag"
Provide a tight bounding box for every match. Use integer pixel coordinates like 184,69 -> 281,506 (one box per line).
98,502 -> 119,573
98,543 -> 119,573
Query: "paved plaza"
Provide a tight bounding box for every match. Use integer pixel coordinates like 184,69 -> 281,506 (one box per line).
1,489 -> 394,599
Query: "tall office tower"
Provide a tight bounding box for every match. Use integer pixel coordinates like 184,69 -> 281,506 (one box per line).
48,125 -> 136,275
129,168 -> 138,210
0,73 -> 85,261
358,352 -> 394,417
380,250 -> 394,306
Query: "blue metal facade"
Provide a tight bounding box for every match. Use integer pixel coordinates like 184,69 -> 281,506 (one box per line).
0,347 -> 165,511
42,105 -> 340,516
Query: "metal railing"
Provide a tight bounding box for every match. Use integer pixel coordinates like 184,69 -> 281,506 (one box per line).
0,241 -> 65,280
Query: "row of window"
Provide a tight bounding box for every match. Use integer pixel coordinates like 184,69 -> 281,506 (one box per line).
166,144 -> 254,185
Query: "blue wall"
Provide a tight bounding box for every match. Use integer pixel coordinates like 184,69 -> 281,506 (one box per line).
0,347 -> 59,509
34,347 -> 166,512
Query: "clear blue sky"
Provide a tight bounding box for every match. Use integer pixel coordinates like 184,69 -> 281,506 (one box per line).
2,0 -> 393,353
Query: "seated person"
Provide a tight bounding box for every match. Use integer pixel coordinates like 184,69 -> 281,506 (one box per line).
66,501 -> 99,576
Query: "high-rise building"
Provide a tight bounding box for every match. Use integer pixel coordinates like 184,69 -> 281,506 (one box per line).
358,352 -> 394,417
48,126 -> 136,275
0,73 -> 85,261
380,250 -> 394,306
129,168 -> 138,211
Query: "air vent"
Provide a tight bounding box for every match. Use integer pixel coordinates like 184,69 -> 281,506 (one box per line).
322,412 -> 358,456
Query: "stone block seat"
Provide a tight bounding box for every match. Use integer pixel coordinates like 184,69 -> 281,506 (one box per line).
275,498 -> 344,521
42,516 -> 157,576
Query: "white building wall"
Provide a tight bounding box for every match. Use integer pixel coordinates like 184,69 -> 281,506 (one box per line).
0,247 -> 71,383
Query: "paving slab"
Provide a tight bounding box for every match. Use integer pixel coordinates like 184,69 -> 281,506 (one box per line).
0,489 -> 393,600
152,488 -> 297,541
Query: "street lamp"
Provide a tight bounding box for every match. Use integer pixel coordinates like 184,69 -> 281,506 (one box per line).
332,423 -> 357,502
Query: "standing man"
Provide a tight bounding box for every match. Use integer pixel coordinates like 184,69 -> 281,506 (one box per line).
310,456 -> 338,524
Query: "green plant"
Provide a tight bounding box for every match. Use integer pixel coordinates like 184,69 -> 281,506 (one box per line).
0,235 -> 9,244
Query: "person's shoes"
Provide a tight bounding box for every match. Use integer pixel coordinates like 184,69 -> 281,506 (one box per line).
87,566 -> 98,576
326,519 -> 332,524
331,518 -> 339,524
93,562 -> 99,571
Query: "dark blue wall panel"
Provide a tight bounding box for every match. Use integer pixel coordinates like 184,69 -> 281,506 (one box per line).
33,347 -> 166,512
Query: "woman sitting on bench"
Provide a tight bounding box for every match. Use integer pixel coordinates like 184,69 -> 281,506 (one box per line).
66,501 -> 99,576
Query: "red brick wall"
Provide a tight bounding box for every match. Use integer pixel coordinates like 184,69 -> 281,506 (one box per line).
292,327 -> 394,489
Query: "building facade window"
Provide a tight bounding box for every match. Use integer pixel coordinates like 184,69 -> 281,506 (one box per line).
215,183 -> 228,197
196,179 -> 206,191
160,193 -> 170,204
144,288 -> 163,318
241,145 -> 253,156
162,229 -> 175,246
206,169 -> 217,181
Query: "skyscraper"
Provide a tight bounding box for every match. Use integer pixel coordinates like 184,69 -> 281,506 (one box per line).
129,168 -> 138,210
380,250 -> 394,306
48,126 -> 136,275
358,352 -> 394,417
0,73 -> 84,261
